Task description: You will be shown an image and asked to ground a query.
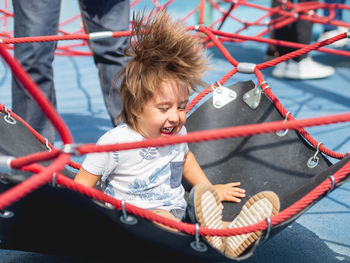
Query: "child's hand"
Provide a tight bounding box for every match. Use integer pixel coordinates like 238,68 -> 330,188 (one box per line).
213,182 -> 246,203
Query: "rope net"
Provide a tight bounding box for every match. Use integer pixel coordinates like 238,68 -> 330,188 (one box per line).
0,0 -> 349,241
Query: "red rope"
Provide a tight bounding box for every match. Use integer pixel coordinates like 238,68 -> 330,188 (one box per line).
0,104 -> 81,170
53,156 -> 350,237
0,154 -> 70,211
76,112 -> 350,155
0,44 -> 73,145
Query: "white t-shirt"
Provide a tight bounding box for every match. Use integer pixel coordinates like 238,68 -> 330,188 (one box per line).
82,123 -> 188,211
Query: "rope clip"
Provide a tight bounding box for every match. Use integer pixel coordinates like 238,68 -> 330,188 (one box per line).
307,142 -> 323,168
190,223 -> 207,252
276,112 -> 291,137
326,175 -> 336,195
3,106 -> 16,125
120,200 -> 138,225
45,138 -> 52,152
262,217 -> 272,243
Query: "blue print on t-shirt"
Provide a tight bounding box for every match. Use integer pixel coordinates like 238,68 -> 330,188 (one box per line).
170,161 -> 184,188
139,147 -> 158,160
128,164 -> 170,201
105,184 -> 115,197
128,165 -> 169,192
113,151 -> 119,163
168,144 -> 180,156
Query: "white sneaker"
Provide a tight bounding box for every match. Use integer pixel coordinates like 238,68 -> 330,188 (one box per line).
271,61 -> 287,78
272,56 -> 334,80
317,27 -> 349,48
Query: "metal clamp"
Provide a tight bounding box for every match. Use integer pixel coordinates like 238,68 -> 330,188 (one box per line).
3,106 -> 16,125
276,112 -> 291,137
190,223 -> 208,252
120,200 -> 137,225
307,142 -> 323,168
61,144 -> 78,155
0,156 -> 14,173
194,24 -> 204,31
89,31 -> 113,40
237,63 -> 256,74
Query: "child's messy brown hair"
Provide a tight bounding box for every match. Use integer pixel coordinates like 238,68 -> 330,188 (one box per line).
115,10 -> 208,130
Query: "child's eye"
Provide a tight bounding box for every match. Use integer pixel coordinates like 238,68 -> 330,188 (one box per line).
158,107 -> 169,112
178,105 -> 186,110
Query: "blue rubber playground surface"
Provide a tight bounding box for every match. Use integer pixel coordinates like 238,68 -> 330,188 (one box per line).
0,1 -> 349,262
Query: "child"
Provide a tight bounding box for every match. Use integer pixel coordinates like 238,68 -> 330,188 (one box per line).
74,11 -> 279,258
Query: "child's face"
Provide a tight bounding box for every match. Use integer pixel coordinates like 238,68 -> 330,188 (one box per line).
135,79 -> 189,139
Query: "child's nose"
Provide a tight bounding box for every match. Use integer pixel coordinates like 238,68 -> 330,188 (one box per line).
168,108 -> 180,124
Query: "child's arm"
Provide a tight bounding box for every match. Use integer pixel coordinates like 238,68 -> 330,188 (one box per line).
74,167 -> 101,188
183,150 -> 245,203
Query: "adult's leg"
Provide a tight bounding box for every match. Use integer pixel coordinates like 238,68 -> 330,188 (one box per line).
273,0 -> 312,61
79,0 -> 130,125
323,0 -> 345,32
12,0 -> 61,143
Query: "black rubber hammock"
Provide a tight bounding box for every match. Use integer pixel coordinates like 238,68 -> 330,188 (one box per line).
0,80 -> 348,262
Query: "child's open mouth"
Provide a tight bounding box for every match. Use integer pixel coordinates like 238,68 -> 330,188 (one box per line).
161,127 -> 175,136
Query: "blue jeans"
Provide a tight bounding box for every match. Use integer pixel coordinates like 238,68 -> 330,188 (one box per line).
12,0 -> 130,143
323,0 -> 345,32
272,0 -> 313,62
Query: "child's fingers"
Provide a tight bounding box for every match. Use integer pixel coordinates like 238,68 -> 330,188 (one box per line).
226,182 -> 241,187
225,196 -> 243,203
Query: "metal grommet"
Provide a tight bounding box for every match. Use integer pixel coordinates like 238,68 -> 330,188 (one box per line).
120,200 -> 137,225
326,175 -> 336,195
263,217 -> 272,242
307,155 -> 319,168
3,106 -> 16,125
276,112 -> 291,137
190,223 -> 208,252
0,210 -> 14,218
307,142 -> 323,168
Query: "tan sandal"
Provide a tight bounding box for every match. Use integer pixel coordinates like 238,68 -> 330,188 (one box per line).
225,191 -> 280,258
193,183 -> 226,252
